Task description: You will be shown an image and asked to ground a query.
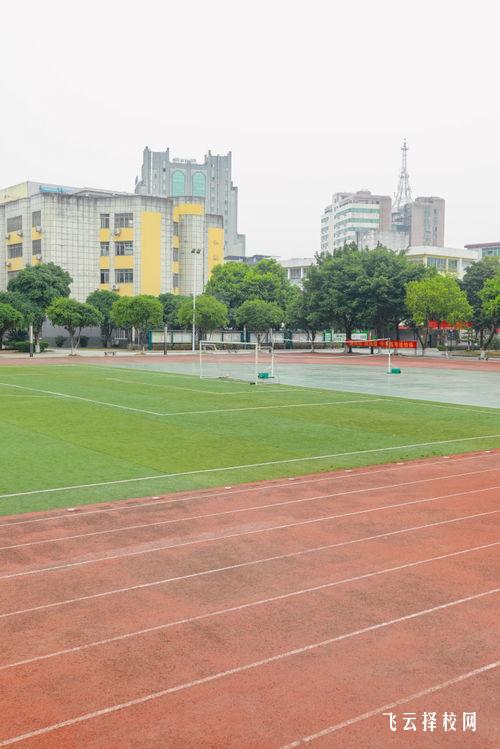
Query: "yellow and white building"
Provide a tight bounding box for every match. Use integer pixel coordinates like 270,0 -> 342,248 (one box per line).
0,182 -> 224,300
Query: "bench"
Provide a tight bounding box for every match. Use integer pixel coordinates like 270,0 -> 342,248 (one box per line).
103,351 -> 117,357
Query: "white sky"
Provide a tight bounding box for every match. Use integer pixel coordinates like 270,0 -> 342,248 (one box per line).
1,0 -> 499,257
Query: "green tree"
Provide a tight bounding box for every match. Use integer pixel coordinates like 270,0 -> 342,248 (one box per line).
480,274 -> 500,328
303,245 -> 370,347
0,291 -> 44,344
462,257 -> 500,352
158,293 -> 190,330
46,298 -> 103,354
284,286 -> 323,349
8,262 -> 72,349
86,289 -> 120,348
110,295 -> 163,351
235,299 -> 284,344
205,259 -> 294,324
0,303 -> 24,349
362,247 -> 428,338
405,275 -> 472,353
177,295 -> 228,342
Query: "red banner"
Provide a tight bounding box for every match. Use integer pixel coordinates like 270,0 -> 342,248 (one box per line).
345,340 -> 417,349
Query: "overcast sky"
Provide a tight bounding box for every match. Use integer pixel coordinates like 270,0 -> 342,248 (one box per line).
1,0 -> 499,257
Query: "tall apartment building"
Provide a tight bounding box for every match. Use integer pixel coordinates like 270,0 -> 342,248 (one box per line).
392,196 -> 445,247
0,182 -> 223,301
320,191 -> 392,251
464,241 -> 500,259
135,147 -> 245,258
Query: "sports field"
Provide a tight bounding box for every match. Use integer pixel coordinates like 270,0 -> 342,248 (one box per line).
0,355 -> 499,747
0,357 -> 499,516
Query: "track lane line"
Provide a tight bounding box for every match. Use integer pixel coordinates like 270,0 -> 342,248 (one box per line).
2,465 -> 499,551
2,451 -> 496,529
1,434 -> 500,502
2,538 -> 498,670
279,661 -> 500,747
0,588 -> 497,747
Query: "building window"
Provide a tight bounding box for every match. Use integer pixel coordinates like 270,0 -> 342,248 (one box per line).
100,269 -> 110,284
173,248 -> 179,261
7,270 -> 19,281
447,259 -> 458,272
31,210 -> 41,228
172,272 -> 179,288
114,213 -> 133,229
100,242 -> 110,256
115,269 -> 133,283
427,257 -> 446,271
172,170 -> 186,197
32,239 -> 42,255
100,213 -> 110,229
8,243 -> 23,259
289,267 -> 302,280
192,171 -> 206,197
7,216 -> 22,233
173,222 -> 179,234
115,241 -> 134,256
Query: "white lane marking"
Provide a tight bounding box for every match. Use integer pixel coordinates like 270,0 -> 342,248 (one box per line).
2,538 -> 498,669
2,466 -> 499,552
0,383 -> 165,416
0,588 -> 497,748
2,452 -> 496,530
2,434 -> 500,502
1,488 -> 498,586
279,660 -> 500,747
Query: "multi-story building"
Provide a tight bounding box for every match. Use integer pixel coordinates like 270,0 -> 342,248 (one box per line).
405,245 -> 479,280
393,196 -> 445,247
321,191 -> 392,251
0,181 -> 224,301
464,241 -> 500,259
278,257 -> 314,286
135,147 -> 245,258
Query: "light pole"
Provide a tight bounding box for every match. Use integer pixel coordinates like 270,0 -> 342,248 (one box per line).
191,248 -> 202,352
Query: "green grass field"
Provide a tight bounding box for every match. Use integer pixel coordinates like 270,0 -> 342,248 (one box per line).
0,362 -> 499,516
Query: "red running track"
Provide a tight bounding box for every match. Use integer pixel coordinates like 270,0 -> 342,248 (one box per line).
0,451 -> 499,748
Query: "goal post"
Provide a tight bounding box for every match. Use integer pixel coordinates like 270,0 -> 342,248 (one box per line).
199,341 -> 277,383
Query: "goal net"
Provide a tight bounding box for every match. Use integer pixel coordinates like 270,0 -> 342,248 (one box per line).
199,341 -> 278,383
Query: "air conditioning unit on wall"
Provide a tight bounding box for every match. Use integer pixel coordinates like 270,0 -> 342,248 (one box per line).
113,229 -> 121,236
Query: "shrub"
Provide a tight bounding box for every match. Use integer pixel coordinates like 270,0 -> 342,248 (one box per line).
55,335 -> 66,348
12,340 -> 49,352
79,335 -> 89,348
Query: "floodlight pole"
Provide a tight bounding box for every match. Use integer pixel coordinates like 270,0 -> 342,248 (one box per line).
191,248 -> 202,353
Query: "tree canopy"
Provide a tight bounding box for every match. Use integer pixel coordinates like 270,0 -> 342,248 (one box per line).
110,295 -> 163,350
177,295 -> 229,339
235,299 -> 284,342
158,293 -> 190,329
86,289 -> 120,347
405,274 -> 472,351
205,259 -> 293,323
46,298 -> 102,354
462,257 -> 500,349
0,303 -> 24,349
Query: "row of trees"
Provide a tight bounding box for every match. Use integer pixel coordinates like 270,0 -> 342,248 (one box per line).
1,248 -> 499,354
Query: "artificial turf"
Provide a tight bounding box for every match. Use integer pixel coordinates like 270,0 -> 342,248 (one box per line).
0,362 -> 499,516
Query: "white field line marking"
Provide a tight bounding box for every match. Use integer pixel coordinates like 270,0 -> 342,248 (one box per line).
0,589 -> 497,748
105,376 -> 293,396
0,382 -> 382,417
279,660 -> 500,748
0,383 -> 165,416
153,397 -> 385,417
2,484 -> 498,585
2,465 -> 499,552
1,451 -> 497,530
2,434 -> 500,503
2,537 -> 498,671
2,511 -> 498,617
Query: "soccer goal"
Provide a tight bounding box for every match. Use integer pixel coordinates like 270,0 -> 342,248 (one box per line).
199,341 -> 278,383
